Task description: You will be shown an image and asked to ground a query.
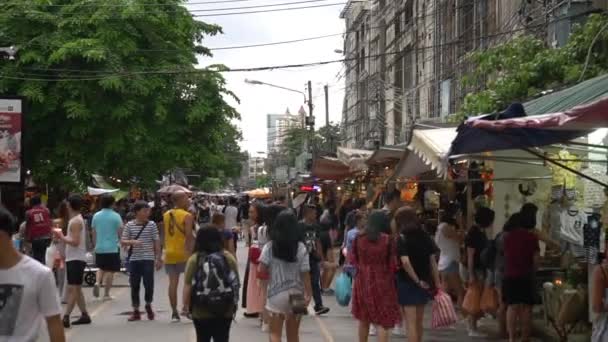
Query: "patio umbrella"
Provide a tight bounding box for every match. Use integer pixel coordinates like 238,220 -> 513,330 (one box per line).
157,184 -> 192,194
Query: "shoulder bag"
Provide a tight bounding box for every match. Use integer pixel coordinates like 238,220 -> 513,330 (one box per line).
126,221 -> 148,273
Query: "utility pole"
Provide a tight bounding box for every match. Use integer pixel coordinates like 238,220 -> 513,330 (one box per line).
306,80 -> 314,154
324,84 -> 329,127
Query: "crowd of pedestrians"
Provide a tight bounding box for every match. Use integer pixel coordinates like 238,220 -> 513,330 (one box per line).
5,187 -> 608,342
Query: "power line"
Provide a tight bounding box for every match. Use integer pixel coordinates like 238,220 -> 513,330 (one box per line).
7,0 -> 311,7
0,3 -> 346,19
13,0 -> 338,14
3,10 -> 600,81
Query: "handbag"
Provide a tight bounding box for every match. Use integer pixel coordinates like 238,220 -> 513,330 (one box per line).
126,221 -> 148,273
289,293 -> 308,315
432,290 -> 458,329
480,285 -> 499,315
248,244 -> 262,264
335,272 -> 352,307
462,282 -> 482,317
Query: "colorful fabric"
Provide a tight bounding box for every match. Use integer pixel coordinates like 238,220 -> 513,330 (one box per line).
350,234 -> 400,328
432,290 -> 458,329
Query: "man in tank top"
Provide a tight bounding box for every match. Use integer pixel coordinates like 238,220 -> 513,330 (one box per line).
54,194 -> 91,329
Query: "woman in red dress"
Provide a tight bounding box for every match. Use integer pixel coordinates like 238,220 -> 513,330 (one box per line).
350,210 -> 400,342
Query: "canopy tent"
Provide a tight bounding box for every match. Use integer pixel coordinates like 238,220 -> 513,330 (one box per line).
246,188 -> 271,199
450,74 -> 608,156
87,187 -> 119,196
311,156 -> 352,180
365,145 -> 405,166
407,127 -> 459,177
337,147 -> 373,172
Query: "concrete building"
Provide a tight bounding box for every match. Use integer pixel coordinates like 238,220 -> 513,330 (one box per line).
267,107 -> 305,153
247,154 -> 267,187
340,0 -> 607,148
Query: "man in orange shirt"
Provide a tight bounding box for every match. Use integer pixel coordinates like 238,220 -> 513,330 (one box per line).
162,192 -> 194,322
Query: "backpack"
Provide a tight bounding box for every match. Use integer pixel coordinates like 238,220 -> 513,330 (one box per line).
191,252 -> 240,316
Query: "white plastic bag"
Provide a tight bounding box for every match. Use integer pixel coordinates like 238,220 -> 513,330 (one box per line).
45,243 -> 57,268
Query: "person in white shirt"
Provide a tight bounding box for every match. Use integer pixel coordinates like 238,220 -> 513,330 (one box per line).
53,194 -> 91,328
224,197 -> 240,252
435,208 -> 465,308
0,205 -> 65,342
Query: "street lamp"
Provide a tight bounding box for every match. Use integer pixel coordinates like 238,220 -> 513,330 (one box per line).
244,79 -> 307,104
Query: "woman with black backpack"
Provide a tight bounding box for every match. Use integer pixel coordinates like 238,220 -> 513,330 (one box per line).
184,227 -> 240,342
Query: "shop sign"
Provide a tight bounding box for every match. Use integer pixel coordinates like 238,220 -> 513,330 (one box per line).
0,98 -> 22,183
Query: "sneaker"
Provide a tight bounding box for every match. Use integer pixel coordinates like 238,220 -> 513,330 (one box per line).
72,314 -> 92,325
393,327 -> 406,337
93,284 -> 100,298
468,330 -> 488,338
369,325 -> 377,336
62,316 -> 71,329
145,305 -> 155,321
102,295 -> 114,302
128,310 -> 141,322
315,306 -> 330,315
261,323 -> 269,333
171,312 -> 180,323
322,289 -> 335,296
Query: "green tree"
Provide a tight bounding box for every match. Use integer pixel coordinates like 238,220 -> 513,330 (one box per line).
457,14 -> 608,119
255,175 -> 270,188
200,177 -> 221,193
314,123 -> 341,156
0,0 -> 242,189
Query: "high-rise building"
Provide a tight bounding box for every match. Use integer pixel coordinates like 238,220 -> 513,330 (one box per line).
266,107 -> 305,153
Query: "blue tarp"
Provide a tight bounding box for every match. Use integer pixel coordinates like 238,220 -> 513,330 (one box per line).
448,103 -> 590,156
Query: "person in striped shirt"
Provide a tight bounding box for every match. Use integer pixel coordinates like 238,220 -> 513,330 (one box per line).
121,201 -> 162,322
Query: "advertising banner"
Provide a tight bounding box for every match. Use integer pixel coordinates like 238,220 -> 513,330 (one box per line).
0,99 -> 22,183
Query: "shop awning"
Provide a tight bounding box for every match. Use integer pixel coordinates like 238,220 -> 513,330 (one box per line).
393,149 -> 433,179
365,145 -> 405,166
311,156 -> 352,180
337,147 -> 373,172
449,74 -> 608,156
408,127 -> 459,177
450,99 -> 608,156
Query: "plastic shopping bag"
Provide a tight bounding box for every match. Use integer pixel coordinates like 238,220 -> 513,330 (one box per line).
480,285 -> 499,315
432,290 -> 458,329
462,282 -> 482,317
45,243 -> 57,269
335,272 -> 352,307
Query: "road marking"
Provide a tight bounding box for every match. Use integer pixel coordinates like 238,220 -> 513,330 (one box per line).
64,287 -> 129,339
312,314 -> 334,342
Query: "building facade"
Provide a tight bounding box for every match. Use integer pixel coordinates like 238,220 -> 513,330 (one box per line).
340,0 -> 607,148
247,154 -> 267,185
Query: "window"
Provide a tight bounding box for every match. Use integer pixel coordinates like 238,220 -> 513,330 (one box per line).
404,1 -> 413,27
360,48 -> 366,71
395,15 -> 401,35
249,168 -> 254,174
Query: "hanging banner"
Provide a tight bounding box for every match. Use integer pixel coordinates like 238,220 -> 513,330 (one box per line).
0,98 -> 22,183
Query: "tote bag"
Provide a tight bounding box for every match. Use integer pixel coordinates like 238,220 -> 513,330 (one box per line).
432,290 -> 458,328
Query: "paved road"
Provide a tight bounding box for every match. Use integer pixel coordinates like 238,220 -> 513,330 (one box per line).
37,243 -> 509,341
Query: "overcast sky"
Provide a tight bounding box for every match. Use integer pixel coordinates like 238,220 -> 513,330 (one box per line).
189,1 -> 346,155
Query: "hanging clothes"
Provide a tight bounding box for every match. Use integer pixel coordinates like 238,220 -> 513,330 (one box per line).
584,213 -> 603,264
559,206 -> 587,247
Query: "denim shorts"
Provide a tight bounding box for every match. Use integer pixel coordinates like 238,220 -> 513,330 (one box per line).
440,261 -> 460,275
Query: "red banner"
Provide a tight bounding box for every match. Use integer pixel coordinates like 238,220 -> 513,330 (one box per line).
0,99 -> 22,183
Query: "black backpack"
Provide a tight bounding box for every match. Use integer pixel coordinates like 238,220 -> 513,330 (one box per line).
191,252 -> 240,316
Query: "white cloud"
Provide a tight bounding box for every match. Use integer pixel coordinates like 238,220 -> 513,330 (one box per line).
190,1 -> 346,154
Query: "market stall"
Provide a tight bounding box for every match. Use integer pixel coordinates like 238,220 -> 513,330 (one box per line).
448,95 -> 608,341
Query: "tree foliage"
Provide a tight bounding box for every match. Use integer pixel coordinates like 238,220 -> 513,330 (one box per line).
457,14 -> 608,119
0,0 -> 242,189
278,123 -> 342,166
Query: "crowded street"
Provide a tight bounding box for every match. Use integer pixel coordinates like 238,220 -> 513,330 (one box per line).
2,1 -> 608,342
34,243 -> 488,342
